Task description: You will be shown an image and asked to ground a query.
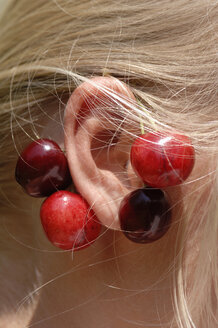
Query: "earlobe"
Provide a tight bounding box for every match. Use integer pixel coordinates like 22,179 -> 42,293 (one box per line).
64,77 -> 136,230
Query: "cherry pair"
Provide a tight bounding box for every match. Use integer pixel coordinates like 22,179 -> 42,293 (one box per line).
118,131 -> 195,243
15,131 -> 195,249
15,139 -> 102,251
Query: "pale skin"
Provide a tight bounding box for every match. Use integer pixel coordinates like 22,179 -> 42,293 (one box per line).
1,77 -> 204,328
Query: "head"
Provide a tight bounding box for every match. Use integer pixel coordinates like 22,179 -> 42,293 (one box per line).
0,0 -> 217,327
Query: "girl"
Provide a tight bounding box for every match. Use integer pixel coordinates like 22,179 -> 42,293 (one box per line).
0,0 -> 217,327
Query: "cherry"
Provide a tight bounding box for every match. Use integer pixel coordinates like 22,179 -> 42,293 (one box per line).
15,139 -> 72,197
119,188 -> 171,243
40,190 -> 102,250
130,132 -> 195,188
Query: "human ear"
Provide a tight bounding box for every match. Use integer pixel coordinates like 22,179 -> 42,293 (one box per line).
64,76 -> 137,230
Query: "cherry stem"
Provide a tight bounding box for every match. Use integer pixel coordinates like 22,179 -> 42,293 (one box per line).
137,100 -> 157,133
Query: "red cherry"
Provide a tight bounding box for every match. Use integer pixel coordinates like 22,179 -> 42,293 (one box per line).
119,188 -> 171,243
15,139 -> 72,197
130,132 -> 195,188
40,190 -> 102,250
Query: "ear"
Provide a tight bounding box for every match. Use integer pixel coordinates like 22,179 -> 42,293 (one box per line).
64,76 -> 139,230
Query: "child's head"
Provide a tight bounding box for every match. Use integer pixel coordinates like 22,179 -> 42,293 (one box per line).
0,1 -> 217,327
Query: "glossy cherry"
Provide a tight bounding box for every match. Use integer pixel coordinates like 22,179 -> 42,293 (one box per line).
119,188 -> 171,243
130,132 -> 195,188
40,190 -> 102,250
15,139 -> 72,197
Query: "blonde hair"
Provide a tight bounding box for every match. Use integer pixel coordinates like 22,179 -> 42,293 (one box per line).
0,0 -> 217,327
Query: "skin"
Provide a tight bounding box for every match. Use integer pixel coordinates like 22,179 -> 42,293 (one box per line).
1,77 -> 207,328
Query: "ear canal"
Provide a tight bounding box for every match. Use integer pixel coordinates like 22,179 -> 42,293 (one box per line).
64,76 -> 136,229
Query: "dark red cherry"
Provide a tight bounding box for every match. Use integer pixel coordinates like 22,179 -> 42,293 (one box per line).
15,139 -> 72,197
119,188 -> 171,243
130,132 -> 195,188
40,191 -> 102,250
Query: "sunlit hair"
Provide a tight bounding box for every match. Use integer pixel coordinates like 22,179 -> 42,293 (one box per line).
0,0 -> 217,327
